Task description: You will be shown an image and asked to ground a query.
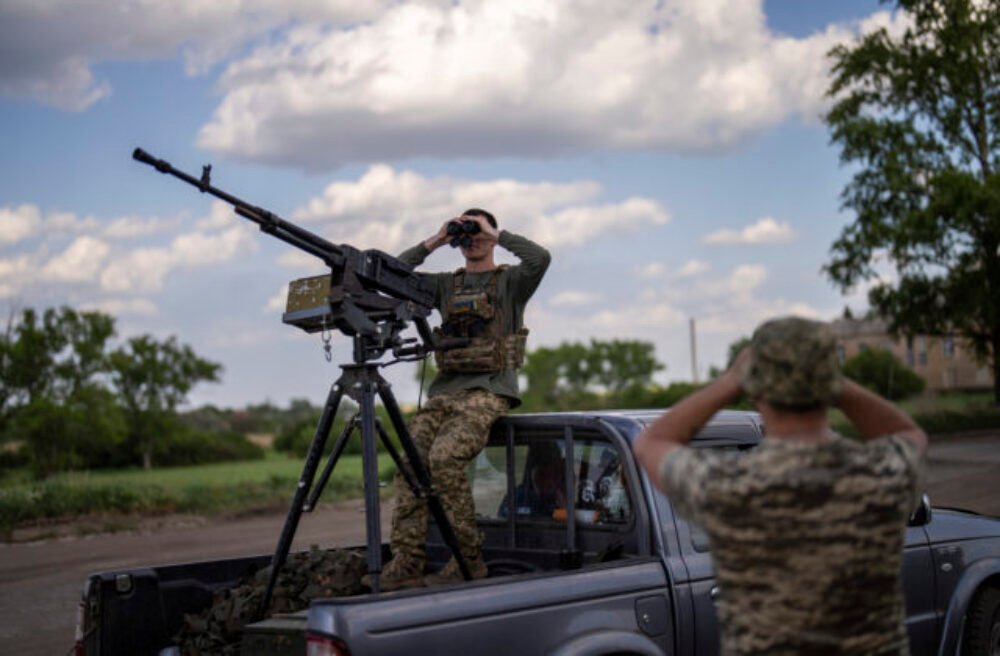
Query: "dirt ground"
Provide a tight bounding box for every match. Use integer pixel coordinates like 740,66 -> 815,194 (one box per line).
2,432 -> 999,656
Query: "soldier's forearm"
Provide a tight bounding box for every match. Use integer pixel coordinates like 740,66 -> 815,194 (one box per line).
634,373 -> 742,482
499,231 -> 551,295
837,379 -> 927,454
397,242 -> 431,268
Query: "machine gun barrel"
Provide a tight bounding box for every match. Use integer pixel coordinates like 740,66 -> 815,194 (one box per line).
131,148 -> 434,311
133,148 -> 347,268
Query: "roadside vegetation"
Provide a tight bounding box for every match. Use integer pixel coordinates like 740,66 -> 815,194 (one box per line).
0,451 -> 395,539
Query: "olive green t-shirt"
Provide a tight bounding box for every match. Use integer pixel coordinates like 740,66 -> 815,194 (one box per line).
398,230 -> 550,407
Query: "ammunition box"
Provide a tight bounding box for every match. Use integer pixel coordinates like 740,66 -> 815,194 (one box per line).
283,275 -> 333,332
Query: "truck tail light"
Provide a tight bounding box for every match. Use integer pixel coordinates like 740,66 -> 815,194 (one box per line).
306,633 -> 351,656
71,600 -> 88,655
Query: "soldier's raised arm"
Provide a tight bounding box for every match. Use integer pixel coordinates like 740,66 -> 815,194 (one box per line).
497,231 -> 551,301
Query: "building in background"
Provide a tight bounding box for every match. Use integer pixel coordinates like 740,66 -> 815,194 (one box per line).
829,318 -> 994,394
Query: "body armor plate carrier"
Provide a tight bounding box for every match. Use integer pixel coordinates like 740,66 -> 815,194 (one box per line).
434,266 -> 528,374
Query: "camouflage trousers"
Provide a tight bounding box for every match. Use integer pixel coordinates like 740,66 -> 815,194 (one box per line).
389,389 -> 509,563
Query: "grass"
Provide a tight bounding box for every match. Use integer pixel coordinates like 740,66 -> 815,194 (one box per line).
0,450 -> 397,539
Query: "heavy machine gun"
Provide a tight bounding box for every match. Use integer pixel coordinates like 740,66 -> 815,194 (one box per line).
132,148 -> 473,617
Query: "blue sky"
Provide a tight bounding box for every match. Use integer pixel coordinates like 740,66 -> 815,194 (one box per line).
0,0 -> 902,409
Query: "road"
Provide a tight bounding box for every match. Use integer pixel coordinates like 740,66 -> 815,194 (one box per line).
2,432 -> 999,656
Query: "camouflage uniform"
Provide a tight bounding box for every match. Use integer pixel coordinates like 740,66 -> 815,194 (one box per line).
659,317 -> 925,655
384,230 -> 549,584
391,389 -> 509,563
661,434 -> 922,655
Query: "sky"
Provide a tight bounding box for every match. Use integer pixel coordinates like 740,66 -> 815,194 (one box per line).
0,0 -> 905,410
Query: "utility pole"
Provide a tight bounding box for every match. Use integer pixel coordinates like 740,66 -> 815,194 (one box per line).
689,317 -> 699,383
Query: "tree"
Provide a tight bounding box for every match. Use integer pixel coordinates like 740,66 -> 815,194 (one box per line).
824,0 -> 1000,404
588,340 -> 664,394
109,335 -> 222,469
0,307 -> 125,474
842,348 -> 926,400
520,339 -> 664,410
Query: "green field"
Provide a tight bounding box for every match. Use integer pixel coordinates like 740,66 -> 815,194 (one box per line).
0,450 -> 396,539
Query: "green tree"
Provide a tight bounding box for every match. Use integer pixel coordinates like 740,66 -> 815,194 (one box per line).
824,0 -> 1000,404
13,387 -> 126,476
588,340 -> 664,394
842,348 -> 926,400
0,307 -> 125,474
520,339 -> 663,410
109,335 -> 222,469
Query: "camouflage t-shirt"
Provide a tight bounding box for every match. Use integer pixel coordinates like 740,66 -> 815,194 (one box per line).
659,434 -> 923,656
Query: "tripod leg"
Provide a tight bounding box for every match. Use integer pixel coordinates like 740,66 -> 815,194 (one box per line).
376,381 -> 472,581
257,380 -> 345,620
307,414 -> 359,511
375,419 -> 420,494
358,381 -> 384,593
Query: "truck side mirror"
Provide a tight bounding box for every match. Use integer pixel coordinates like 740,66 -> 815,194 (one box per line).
907,493 -> 932,527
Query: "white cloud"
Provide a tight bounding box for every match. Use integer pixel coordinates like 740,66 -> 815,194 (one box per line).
677,259 -> 711,277
277,250 -> 320,269
728,264 -> 768,292
2,0 -> 887,166
0,204 -> 42,244
99,224 -> 257,294
550,290 -> 601,307
172,225 -> 257,266
636,259 -> 710,280
195,0 -> 871,169
0,0 -> 389,111
0,255 -> 32,298
102,216 -> 175,239
82,298 -> 159,317
265,284 -> 290,313
100,247 -> 174,293
45,211 -> 100,234
196,201 -> 239,231
635,263 -> 666,280
41,236 -> 110,283
704,217 -> 795,245
293,165 -> 668,253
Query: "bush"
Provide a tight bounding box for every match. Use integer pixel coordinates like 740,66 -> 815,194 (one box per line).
273,406 -> 403,458
156,428 -> 265,467
913,408 -> 1000,434
842,349 -> 925,400
0,447 -> 29,472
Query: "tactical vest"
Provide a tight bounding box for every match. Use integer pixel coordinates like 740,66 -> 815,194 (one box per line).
433,266 -> 529,374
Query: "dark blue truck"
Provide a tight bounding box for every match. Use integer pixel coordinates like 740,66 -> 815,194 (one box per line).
76,410 -> 1000,655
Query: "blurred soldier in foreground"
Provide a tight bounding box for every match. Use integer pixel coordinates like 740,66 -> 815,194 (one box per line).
635,316 -> 927,655
375,209 -> 550,591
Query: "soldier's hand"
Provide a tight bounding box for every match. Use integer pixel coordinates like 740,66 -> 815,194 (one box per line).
723,347 -> 751,395
463,214 -> 499,242
424,220 -> 454,251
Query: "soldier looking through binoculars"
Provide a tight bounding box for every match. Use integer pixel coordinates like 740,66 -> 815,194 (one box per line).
371,208 -> 551,591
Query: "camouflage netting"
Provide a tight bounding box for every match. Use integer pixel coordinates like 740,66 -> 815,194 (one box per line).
174,547 -> 367,655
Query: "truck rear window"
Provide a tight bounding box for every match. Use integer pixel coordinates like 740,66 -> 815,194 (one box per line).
471,436 -> 632,526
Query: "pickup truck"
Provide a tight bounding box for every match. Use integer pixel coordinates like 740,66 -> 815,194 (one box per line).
75,409 -> 1000,655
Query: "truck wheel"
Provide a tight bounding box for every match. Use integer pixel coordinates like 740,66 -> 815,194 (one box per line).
964,586 -> 1000,656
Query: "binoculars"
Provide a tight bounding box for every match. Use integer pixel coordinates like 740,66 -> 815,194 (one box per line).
447,219 -> 481,248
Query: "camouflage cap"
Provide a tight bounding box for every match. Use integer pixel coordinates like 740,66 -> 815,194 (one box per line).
741,316 -> 841,407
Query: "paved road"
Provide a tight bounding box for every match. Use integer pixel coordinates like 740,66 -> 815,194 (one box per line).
2,432 -> 998,656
